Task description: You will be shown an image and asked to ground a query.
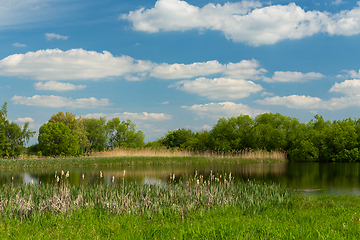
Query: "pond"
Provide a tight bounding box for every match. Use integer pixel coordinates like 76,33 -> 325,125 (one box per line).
1,162 -> 360,195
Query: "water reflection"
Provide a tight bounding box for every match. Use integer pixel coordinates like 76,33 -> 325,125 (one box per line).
1,162 -> 360,195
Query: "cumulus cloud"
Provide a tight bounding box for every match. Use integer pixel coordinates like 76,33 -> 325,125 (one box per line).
14,117 -> 34,123
329,79 -> 360,95
172,77 -> 263,100
263,71 -> 324,83
0,49 -> 268,81
12,42 -> 26,47
182,101 -> 266,119
82,112 -> 172,121
150,59 -> 266,80
45,33 -> 68,41
34,81 -> 86,91
122,0 -> 360,46
340,69 -> 360,79
11,95 -> 110,108
0,48 -> 154,81
256,94 -> 360,110
150,60 -> 223,79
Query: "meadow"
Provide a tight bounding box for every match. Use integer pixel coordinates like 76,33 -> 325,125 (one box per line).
0,152 -> 359,239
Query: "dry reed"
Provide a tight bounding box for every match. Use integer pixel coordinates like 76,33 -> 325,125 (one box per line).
89,147 -> 287,160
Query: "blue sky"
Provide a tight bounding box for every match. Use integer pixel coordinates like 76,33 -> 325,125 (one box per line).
1,0 -> 360,144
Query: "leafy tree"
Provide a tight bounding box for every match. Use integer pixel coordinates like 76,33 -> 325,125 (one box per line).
49,112 -> 89,153
186,131 -> 213,152
211,115 -> 254,153
38,122 -> 79,156
0,102 -> 35,157
106,118 -> 145,148
83,117 -> 108,152
161,128 -> 195,149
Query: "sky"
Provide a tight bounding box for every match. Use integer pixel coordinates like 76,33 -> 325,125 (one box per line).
1,0 -> 360,145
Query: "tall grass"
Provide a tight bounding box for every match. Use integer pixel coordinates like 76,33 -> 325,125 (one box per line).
90,147 -> 287,160
0,172 -> 289,220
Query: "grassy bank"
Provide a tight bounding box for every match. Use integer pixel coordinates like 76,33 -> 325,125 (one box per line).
0,149 -> 286,170
1,195 -> 359,239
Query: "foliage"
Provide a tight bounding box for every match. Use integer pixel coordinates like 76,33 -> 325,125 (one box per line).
161,128 -> 195,149
83,117 -> 108,152
38,122 -> 79,156
49,112 -> 90,153
106,118 -> 145,148
0,102 -> 35,157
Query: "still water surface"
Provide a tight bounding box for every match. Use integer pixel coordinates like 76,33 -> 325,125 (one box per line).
1,162 -> 360,195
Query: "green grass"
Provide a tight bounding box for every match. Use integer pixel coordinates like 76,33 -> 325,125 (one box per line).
1,195 -> 360,239
0,156 -> 284,169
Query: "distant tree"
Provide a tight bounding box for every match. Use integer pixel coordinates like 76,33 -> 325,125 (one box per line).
49,112 -> 90,153
106,118 -> 145,148
0,102 -> 35,157
83,117 -> 108,152
38,122 -> 79,156
211,115 -> 254,153
161,128 -> 195,149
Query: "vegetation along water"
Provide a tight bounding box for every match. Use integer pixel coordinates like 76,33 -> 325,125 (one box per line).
2,102 -> 360,238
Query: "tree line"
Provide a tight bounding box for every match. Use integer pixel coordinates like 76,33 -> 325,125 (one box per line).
151,113 -> 360,162
2,101 -> 360,161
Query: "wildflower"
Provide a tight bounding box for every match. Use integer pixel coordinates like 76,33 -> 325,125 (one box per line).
100,171 -> 103,178
112,176 -> 115,183
82,174 -> 85,180
57,176 -> 60,182
61,171 -> 64,176
65,171 -> 69,178
31,179 -> 33,185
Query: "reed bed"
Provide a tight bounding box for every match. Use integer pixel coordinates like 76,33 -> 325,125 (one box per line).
0,172 -> 289,220
90,147 -> 287,160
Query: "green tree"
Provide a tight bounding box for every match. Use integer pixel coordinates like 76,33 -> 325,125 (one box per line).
49,112 -> 90,153
161,128 -> 195,149
211,115 -> 254,153
38,122 -> 79,156
83,117 -> 108,151
106,118 -> 145,148
0,102 -> 35,157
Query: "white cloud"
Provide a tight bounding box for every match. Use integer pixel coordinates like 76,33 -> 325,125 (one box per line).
0,48 -> 154,81
82,112 -> 172,121
256,95 -> 325,109
182,101 -> 266,119
256,94 -> 360,110
172,77 -> 263,100
11,95 -> 110,108
12,42 -> 26,47
150,60 -> 224,79
329,79 -> 360,95
34,81 -> 86,91
14,117 -> 34,123
123,0 -> 360,46
150,59 -> 266,80
264,71 -> 324,83
0,49 -> 267,81
341,69 -> 360,79
45,33 -> 68,41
